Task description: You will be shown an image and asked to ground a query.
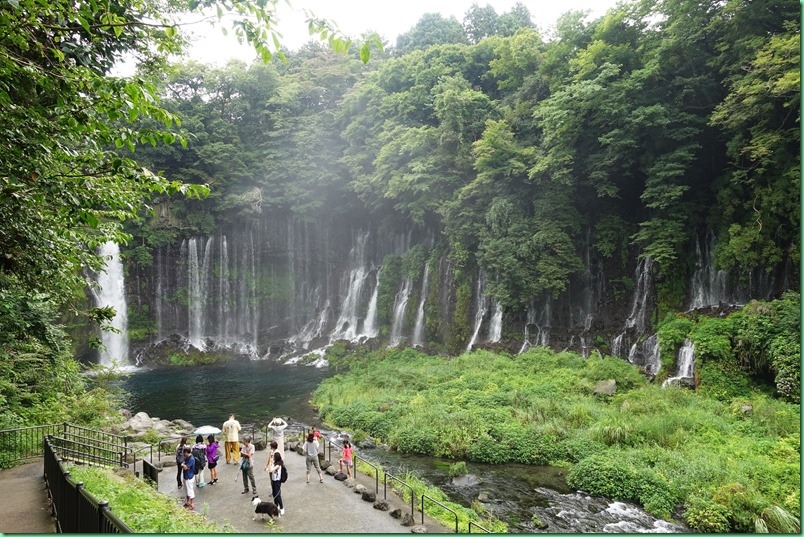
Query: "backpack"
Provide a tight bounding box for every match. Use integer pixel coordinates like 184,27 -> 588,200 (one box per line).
280,464 -> 288,483
192,446 -> 207,469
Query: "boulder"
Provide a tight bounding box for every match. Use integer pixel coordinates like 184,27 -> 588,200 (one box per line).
320,459 -> 332,470
295,445 -> 305,456
593,379 -> 617,396
325,465 -> 338,475
354,484 -> 367,494
334,471 -> 348,481
361,490 -> 377,502
357,437 -> 376,449
410,525 -> 427,533
344,478 -> 356,488
374,500 -> 390,511
173,419 -> 194,432
125,412 -> 154,433
400,513 -> 415,527
390,508 -> 403,519
741,404 -> 753,416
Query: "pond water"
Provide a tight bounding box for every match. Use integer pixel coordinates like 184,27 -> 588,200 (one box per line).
122,360 -> 333,426
123,361 -> 687,533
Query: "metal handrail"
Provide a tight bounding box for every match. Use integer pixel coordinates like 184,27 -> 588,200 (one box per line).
469,521 -> 490,533
421,493 -> 459,533
353,454 -> 379,494
384,473 -> 415,517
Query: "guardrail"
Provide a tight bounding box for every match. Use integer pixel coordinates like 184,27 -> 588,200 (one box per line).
0,423 -> 74,468
44,436 -> 132,533
469,521 -> 491,533
353,454 -> 379,494
384,472 -> 415,517
421,493 -> 459,533
142,459 -> 159,487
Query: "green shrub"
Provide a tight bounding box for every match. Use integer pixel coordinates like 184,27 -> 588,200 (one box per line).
448,461 -> 468,477
466,432 -> 510,464
684,494 -> 732,532
558,436 -> 606,463
566,454 -> 641,501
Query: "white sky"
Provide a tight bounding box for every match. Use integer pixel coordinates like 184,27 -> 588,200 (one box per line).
183,0 -> 620,66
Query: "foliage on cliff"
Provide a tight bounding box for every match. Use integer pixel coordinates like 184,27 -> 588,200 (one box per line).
129,0 -> 799,314
311,340 -> 800,532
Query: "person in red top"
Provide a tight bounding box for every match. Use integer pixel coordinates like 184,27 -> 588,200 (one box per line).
338,440 -> 353,478
311,426 -> 322,440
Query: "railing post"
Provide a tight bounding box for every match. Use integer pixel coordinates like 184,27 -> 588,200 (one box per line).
98,500 -> 109,532
74,481 -> 83,534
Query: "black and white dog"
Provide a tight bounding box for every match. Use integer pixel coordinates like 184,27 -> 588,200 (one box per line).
251,496 -> 280,520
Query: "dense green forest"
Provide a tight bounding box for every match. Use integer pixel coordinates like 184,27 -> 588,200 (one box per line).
0,0 -> 799,532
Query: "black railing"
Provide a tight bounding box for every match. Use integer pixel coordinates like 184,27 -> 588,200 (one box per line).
384,473 -> 415,517
421,493 -> 459,534
469,521 -> 491,533
49,436 -> 128,468
353,454 -> 379,494
44,436 -> 132,533
142,459 -> 159,487
0,423 -> 65,467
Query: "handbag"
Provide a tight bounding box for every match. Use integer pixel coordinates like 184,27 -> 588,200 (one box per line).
240,458 -> 251,470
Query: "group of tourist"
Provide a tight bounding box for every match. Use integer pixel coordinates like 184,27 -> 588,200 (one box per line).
174,413 -> 354,516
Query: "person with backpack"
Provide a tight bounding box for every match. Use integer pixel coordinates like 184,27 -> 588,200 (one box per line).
175,436 -> 188,489
303,432 -> 324,484
191,434 -> 207,487
180,446 -> 196,510
267,451 -> 286,515
206,434 -> 220,485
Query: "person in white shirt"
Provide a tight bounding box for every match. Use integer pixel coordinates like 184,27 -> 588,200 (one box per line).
222,413 -> 241,464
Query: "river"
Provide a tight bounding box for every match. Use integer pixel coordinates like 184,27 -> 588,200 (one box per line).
123,361 -> 687,533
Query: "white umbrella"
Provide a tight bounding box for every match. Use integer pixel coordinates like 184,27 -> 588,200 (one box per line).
193,425 -> 221,435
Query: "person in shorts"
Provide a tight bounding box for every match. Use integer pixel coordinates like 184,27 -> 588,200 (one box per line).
339,440 -> 353,478
303,432 -> 324,483
181,446 -> 196,510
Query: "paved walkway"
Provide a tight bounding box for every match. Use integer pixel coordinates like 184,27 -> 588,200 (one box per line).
0,461 -> 55,533
157,446 -> 449,533
0,451 -> 448,533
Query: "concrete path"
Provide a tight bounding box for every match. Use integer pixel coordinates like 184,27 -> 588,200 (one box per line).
157,446 -> 450,533
0,461 -> 56,533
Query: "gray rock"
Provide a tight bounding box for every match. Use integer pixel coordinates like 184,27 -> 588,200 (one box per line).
374,500 -> 390,511
400,513 -> 415,527
354,484 -> 367,494
173,419 -> 194,431
120,409 -> 132,420
320,459 -> 332,470
325,465 -> 338,475
593,379 -> 617,396
358,437 -> 376,449
390,508 -> 403,519
125,411 -> 153,433
477,491 -> 491,502
334,471 -> 347,481
410,524 -> 427,533
295,445 -> 305,456
361,490 -> 377,502
741,404 -> 753,416
345,478 -> 356,488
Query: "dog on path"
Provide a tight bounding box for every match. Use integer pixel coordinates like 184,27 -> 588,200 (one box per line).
251,496 -> 280,520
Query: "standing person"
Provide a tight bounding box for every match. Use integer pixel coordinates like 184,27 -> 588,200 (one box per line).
267,451 -> 285,516
311,425 -> 322,440
240,435 -> 257,495
339,440 -> 353,478
175,436 -> 188,489
222,413 -> 241,464
181,446 -> 196,510
264,440 -> 278,472
191,434 -> 207,487
303,432 -> 324,484
206,434 -> 220,484
268,417 -> 288,459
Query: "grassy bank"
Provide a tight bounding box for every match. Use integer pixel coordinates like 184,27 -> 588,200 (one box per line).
311,346 -> 800,532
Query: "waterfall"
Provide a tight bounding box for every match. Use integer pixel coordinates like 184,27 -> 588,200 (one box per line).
363,268 -> 380,339
466,271 -> 489,351
187,237 -> 205,350
488,300 -> 503,343
688,232 -> 728,310
662,339 -> 695,387
611,332 -> 625,358
95,242 -> 128,366
625,257 -> 654,334
331,231 -> 372,341
389,276 -> 412,347
288,300 -> 330,351
627,333 -> 661,377
519,299 -> 551,353
411,264 -> 430,347
219,235 -> 231,345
